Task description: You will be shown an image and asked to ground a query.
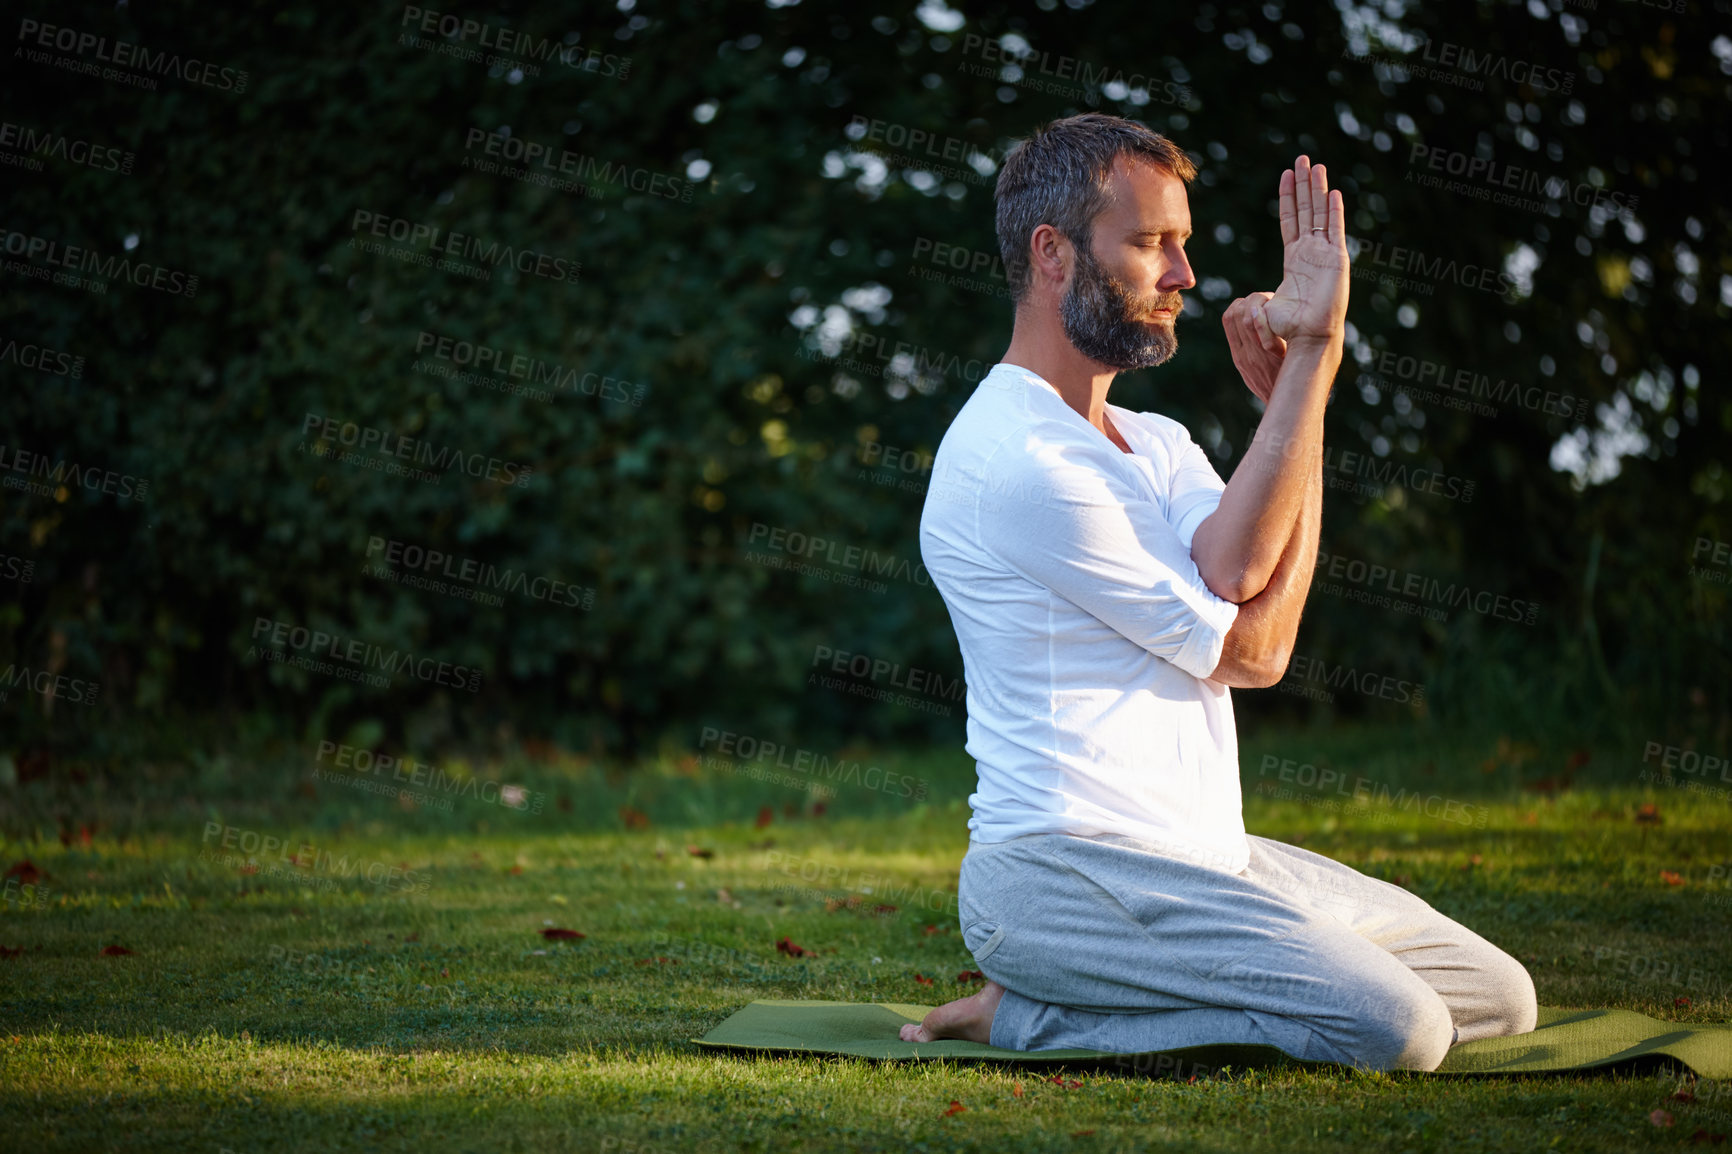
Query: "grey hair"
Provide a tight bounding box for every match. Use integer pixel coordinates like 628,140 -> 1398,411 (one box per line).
994,113 -> 1197,306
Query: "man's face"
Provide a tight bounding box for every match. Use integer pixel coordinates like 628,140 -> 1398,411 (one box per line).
1060,156 -> 1196,371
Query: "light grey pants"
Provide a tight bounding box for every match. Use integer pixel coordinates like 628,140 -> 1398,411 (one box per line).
959,832 -> 1537,1071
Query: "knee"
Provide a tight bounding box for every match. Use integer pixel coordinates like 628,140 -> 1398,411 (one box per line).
1482,949 -> 1539,1037
1355,986 -> 1456,1072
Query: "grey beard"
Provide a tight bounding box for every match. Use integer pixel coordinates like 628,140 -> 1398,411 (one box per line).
1060,243 -> 1180,371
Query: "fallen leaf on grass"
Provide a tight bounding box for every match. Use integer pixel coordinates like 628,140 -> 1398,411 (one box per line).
100,945 -> 134,956
1673,1090 -> 1700,1104
1662,870 -> 1686,886
1071,1131 -> 1096,1138
239,863 -> 259,875
755,806 -> 774,829
914,973 -> 934,986
634,956 -> 680,966
508,865 -> 524,875
619,805 -> 651,830
1636,803 -> 1663,826
1688,1128 -> 1727,1144
1677,997 -> 1693,1008
1654,1109 -> 1677,1128
405,933 -> 420,942
0,946 -> 22,959
776,936 -> 811,958
3,861 -> 42,886
1011,1082 -> 1023,1098
686,845 -> 714,860
922,924 -> 950,936
539,928 -> 585,940
942,1101 -> 967,1117
1048,1076 -> 1083,1089
957,970 -> 986,984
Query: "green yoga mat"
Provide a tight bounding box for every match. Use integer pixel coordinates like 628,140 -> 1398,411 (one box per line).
694,1000 -> 1732,1078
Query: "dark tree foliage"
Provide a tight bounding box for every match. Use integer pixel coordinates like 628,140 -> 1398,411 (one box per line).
2,0 -> 1726,761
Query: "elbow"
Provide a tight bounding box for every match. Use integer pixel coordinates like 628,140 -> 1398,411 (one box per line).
1200,562 -> 1276,606
1236,643 -> 1293,689
1208,643 -> 1292,689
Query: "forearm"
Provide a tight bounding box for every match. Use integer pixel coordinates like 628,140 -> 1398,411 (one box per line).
1191,335 -> 1341,603
1207,456 -> 1322,688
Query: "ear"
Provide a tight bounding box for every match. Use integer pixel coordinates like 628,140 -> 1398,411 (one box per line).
1026,223 -> 1073,296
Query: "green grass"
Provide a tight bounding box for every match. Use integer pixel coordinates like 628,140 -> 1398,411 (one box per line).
2,720 -> 1730,1152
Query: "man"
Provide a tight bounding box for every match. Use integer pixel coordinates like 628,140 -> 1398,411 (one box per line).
904,113 -> 1535,1071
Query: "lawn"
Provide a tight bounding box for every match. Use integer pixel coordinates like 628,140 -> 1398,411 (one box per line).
2,721 -> 1729,1152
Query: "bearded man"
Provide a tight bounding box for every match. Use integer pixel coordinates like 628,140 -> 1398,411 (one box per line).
906,113 -> 1535,1071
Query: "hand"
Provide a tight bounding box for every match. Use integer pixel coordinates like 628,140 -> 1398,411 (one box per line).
1260,155 -> 1349,346
1223,291 -> 1285,403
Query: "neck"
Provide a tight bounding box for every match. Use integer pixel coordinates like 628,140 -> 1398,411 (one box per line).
1002,309 -> 1122,437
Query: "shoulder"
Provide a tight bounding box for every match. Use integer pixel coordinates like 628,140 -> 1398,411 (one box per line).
1114,406 -> 1195,446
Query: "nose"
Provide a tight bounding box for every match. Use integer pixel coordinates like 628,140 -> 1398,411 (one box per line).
1161,243 -> 1196,293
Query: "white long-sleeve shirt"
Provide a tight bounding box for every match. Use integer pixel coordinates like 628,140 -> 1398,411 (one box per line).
919,361 -> 1248,873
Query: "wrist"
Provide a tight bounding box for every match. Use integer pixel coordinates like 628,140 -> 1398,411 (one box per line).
1283,332 -> 1345,356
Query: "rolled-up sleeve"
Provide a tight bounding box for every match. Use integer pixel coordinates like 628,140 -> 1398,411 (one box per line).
1168,434 -> 1230,553
976,448 -> 1239,680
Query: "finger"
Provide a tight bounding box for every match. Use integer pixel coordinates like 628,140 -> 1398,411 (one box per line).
1292,156 -> 1313,240
1249,290 -> 1275,305
1311,162 -> 1329,235
1253,305 -> 1278,352
1224,307 -> 1251,365
1278,168 -> 1297,247
1329,188 -> 1346,248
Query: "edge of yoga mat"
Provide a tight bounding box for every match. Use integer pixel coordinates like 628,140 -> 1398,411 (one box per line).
692,1000 -> 1732,1078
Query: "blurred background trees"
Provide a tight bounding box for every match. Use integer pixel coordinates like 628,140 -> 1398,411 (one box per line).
2,0 -> 1727,766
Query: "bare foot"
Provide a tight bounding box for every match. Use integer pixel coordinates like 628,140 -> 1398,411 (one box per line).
898,980 -> 1006,1044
